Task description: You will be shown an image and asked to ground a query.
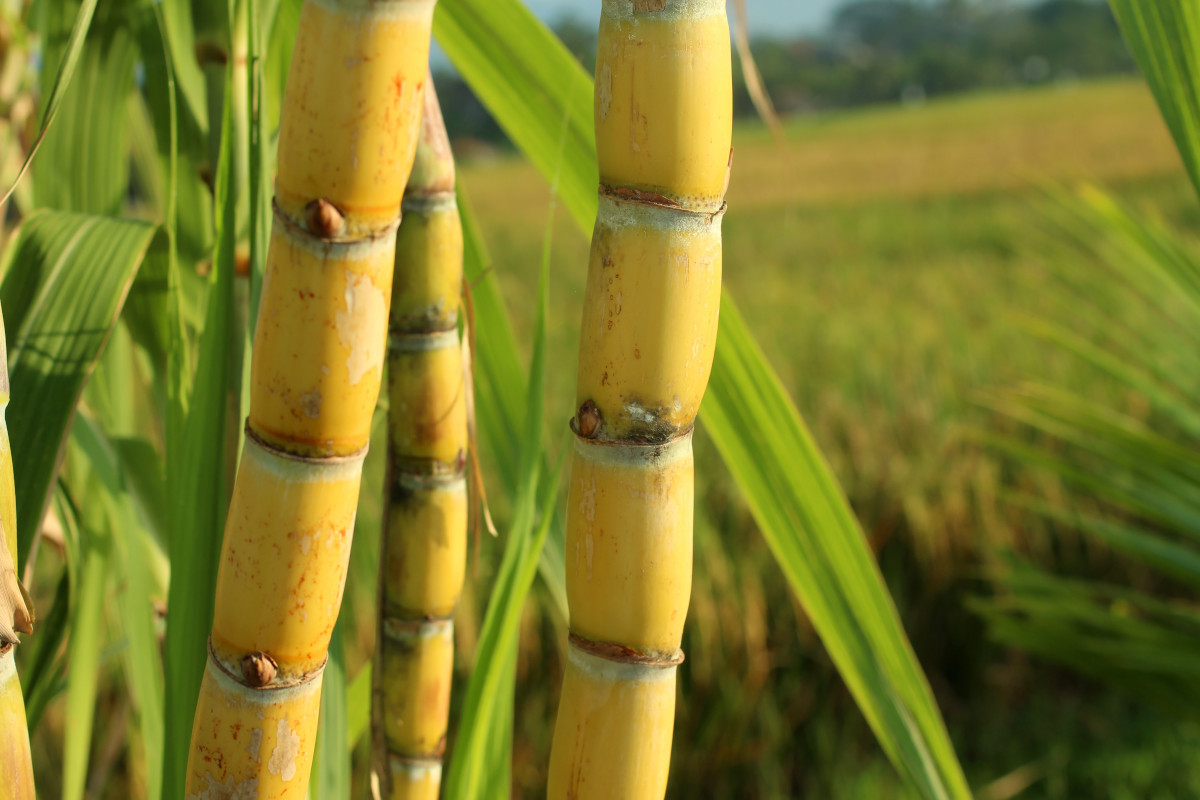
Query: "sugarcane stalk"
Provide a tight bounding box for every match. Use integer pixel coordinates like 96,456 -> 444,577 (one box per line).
547,0 -> 732,796
372,79 -> 468,800
185,1 -> 436,795
0,307 -> 36,800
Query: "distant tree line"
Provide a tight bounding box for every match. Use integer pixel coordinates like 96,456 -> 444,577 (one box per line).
436,0 -> 1134,147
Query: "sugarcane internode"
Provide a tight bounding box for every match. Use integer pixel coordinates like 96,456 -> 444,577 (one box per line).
372,82 -> 469,800
185,0 -> 437,796
0,314 -> 35,798
548,0 -> 731,796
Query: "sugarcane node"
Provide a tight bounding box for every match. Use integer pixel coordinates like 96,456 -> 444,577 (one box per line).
241,651 -> 279,687
381,616 -> 452,646
389,753 -> 444,770
388,312 -> 460,336
233,244 -> 251,277
600,183 -> 680,210
392,456 -> 465,488
194,39 -> 229,68
387,328 -> 458,352
305,197 -> 346,238
575,400 -> 603,439
401,188 -> 457,213
568,633 -> 685,667
244,419 -> 369,465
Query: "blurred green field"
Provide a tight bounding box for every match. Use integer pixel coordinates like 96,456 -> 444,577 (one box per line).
463,77 -> 1192,571
455,78 -> 1200,797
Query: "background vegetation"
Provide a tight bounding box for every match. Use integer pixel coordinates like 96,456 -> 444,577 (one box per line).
460,76 -> 1200,798
438,0 -> 1137,142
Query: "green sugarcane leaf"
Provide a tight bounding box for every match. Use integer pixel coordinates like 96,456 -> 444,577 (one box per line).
0,0 -> 98,207
986,385 -> 1200,540
446,202 -> 565,799
447,445 -> 566,799
160,47 -> 239,798
436,2 -> 969,796
32,0 -> 138,215
435,0 -> 596,234
111,437 -> 169,551
312,621 -> 349,799
247,0 -> 275,331
1107,0 -> 1200,202
157,0 -> 209,137
976,559 -> 1200,717
136,1 -> 215,269
0,211 -> 155,570
458,184 -> 568,618
346,662 -> 372,751
21,561 -> 69,733
979,174 -> 1200,717
71,413 -> 165,800
265,0 -> 302,141
704,297 -> 968,800
60,478 -> 112,800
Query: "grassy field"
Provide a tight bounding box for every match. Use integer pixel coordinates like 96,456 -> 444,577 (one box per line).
454,78 -> 1200,797
461,77 -> 1194,571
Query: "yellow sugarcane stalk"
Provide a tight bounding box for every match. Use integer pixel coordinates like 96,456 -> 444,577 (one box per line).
185,1 -> 436,796
548,0 -> 731,796
0,309 -> 35,800
372,81 -> 468,800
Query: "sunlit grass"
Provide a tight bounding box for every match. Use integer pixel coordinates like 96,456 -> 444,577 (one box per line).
463,78 -> 1180,222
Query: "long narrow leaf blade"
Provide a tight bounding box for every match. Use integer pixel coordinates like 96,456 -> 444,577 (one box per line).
0,211 -> 155,569
446,207 -> 561,798
311,622 -> 349,799
0,0 -> 99,207
434,0 -> 596,232
72,414 -> 165,799
704,297 -> 969,799
33,3 -> 137,215
1107,0 -> 1200,201
61,488 -> 112,800
160,63 -> 238,799
435,2 -> 969,796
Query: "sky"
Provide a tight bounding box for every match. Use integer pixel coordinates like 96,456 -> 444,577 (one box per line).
524,0 -> 839,36
431,1 -> 838,68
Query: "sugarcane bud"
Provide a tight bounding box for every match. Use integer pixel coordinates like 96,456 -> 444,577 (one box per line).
576,400 -> 602,439
241,651 -> 278,687
305,198 -> 346,238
